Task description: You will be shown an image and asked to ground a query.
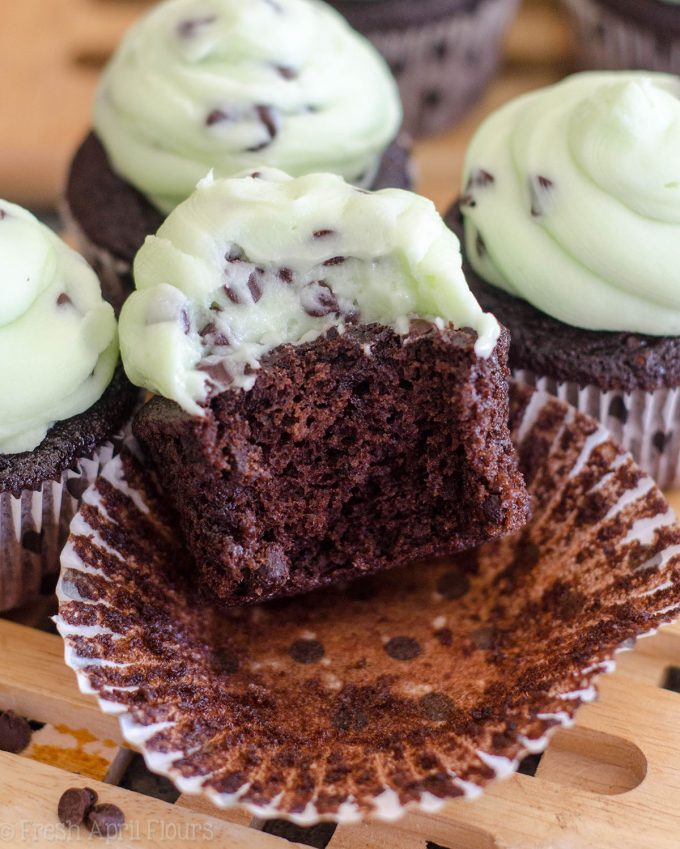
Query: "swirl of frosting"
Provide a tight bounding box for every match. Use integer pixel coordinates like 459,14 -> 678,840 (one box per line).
461,71 -> 680,335
93,0 -> 402,214
0,202 -> 118,454
119,169 -> 499,414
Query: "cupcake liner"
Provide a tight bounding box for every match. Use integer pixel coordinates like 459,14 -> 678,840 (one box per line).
366,0 -> 519,137
515,369 -> 680,490
55,383 -> 680,824
562,0 -> 680,73
0,442 -> 116,613
58,199 -> 131,311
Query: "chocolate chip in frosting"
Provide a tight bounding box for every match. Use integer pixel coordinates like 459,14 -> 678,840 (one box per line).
177,15 -> 217,38
466,168 -> 494,190
207,108 -> 232,126
323,256 -> 346,266
313,229 -> 335,239
56,293 -> 73,307
278,267 -> 294,284
475,231 -> 486,258
0,209 -> 6,220
529,175 -> 554,217
276,65 -> 297,80
248,105 -> 279,151
224,285 -> 241,304
247,270 -> 264,303
301,280 -> 339,317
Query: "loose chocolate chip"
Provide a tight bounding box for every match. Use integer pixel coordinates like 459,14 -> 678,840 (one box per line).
384,636 -> 421,661
0,711 -> 32,753
278,267 -> 294,284
86,803 -> 125,838
177,15 -> 217,38
206,108 -> 231,126
250,171 -> 262,179
653,431 -> 670,453
331,702 -> 368,733
436,569 -> 470,600
313,229 -> 335,239
608,396 -> 628,424
276,65 -> 297,79
470,626 -> 495,650
57,293 -> 72,307
247,270 -> 263,303
224,285 -> 241,304
419,692 -> 454,721
21,530 -> 43,555
323,256 -> 346,266
302,281 -> 339,317
66,476 -> 89,500
289,638 -> 325,664
58,788 -> 94,827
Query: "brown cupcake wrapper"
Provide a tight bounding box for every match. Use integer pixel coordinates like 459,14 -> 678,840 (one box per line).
562,0 -> 680,73
0,442 -> 116,612
514,369 -> 680,490
365,0 -> 519,137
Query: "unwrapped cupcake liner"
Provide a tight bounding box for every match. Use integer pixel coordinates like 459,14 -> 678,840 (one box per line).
366,0 -> 519,137
515,369 -> 680,490
562,0 -> 680,73
55,384 -> 680,823
0,442 -> 116,612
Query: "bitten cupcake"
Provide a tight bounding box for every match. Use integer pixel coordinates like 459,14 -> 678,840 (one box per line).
0,201 -> 137,611
119,169 -> 529,606
445,71 -> 680,488
562,0 -> 680,74
325,0 -> 519,136
64,0 -> 407,306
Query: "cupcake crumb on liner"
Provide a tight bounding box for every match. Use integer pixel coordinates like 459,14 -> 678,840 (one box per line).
55,384 -> 680,823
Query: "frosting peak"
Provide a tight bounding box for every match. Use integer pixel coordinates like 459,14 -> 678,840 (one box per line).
93,0 -> 402,214
119,169 -> 499,414
0,202 -> 118,454
462,71 -> 680,335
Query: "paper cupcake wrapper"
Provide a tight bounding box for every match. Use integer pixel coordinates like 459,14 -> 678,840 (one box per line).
0,442 -> 116,612
55,383 -> 680,824
58,199 -> 131,311
366,0 -> 519,137
562,0 -> 680,73
515,369 -> 680,490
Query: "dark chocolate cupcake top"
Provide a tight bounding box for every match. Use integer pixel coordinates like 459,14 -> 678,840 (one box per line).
93,0 -> 402,214
459,71 -> 680,337
0,200 -> 118,455
119,169 -> 499,411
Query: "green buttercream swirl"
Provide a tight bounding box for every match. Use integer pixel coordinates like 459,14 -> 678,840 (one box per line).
119,169 -> 499,414
0,202 -> 118,455
462,71 -> 680,335
94,0 -> 402,214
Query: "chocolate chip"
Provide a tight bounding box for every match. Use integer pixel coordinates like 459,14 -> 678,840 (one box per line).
247,271 -> 263,303
466,169 -> 494,190
301,281 -> 339,317
436,569 -> 470,599
21,530 -> 43,555
177,15 -> 217,38
180,308 -> 191,334
278,267 -> 294,284
224,285 -> 241,304
460,193 -> 476,208
470,626 -> 495,650
608,396 -> 628,424
200,322 -> 217,337
58,788 -> 95,827
289,639 -> 325,664
313,229 -> 335,239
530,175 -> 554,217
653,431 -> 670,453
475,231 -> 486,257
276,65 -> 297,79
419,692 -> 454,721
66,476 -> 89,500
206,108 -> 231,126
86,804 -> 125,838
57,293 -> 72,307
225,245 -> 245,262
323,256 -> 346,266
384,636 -> 421,661
248,105 -> 279,151
0,711 -> 32,753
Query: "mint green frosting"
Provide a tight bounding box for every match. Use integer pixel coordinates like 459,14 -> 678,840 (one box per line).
462,71 -> 680,335
119,169 -> 499,414
93,0 -> 402,214
0,202 -> 118,454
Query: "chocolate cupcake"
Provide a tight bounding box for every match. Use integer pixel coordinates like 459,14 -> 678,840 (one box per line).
445,71 -> 680,488
0,201 -> 137,611
63,0 -> 410,307
119,168 -> 529,606
562,0 -> 680,74
325,0 -> 520,136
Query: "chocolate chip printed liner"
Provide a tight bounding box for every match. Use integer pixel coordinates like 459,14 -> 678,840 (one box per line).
367,0 -> 519,136
562,0 -> 680,73
0,442 -> 115,612
515,369 -> 680,490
